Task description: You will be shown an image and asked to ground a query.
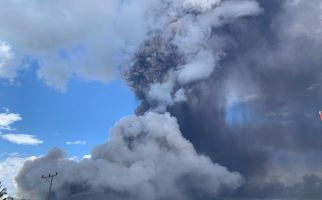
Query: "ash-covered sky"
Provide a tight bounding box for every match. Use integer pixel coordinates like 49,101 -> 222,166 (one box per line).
0,0 -> 322,200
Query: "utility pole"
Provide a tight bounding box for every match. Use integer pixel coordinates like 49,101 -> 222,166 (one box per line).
41,172 -> 58,200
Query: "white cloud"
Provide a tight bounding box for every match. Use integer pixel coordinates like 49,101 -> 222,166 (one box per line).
0,0 -> 155,90
0,156 -> 27,196
0,109 -> 43,146
0,134 -> 43,146
0,110 -> 22,130
0,41 -> 14,79
66,140 -> 87,145
82,154 -> 91,159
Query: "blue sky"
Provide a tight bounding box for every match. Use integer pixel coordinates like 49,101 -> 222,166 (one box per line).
0,65 -> 137,159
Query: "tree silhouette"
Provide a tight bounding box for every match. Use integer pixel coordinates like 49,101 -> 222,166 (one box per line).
0,181 -> 14,200
0,181 -> 7,199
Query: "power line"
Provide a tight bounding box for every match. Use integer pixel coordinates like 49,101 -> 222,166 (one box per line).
41,172 -> 58,200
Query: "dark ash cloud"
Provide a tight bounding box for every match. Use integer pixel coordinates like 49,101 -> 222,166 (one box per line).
124,0 -> 322,199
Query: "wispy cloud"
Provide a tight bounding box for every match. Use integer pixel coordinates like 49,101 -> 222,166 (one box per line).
0,134 -> 43,146
0,109 -> 22,130
0,109 -> 44,146
66,140 -> 87,145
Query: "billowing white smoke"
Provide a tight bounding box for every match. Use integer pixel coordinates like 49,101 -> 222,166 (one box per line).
183,0 -> 222,12
16,112 -> 243,200
127,0 -> 263,112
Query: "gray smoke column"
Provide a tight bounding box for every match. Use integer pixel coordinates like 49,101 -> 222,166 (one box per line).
16,113 -> 242,200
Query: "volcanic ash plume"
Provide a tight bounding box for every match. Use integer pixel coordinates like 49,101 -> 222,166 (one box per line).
15,0 -> 262,199
16,113 -> 242,200
14,0 -> 322,199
